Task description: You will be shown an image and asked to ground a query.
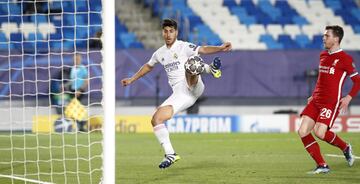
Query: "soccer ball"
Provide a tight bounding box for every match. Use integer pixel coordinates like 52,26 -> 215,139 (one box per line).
54,117 -> 75,132
184,55 -> 204,75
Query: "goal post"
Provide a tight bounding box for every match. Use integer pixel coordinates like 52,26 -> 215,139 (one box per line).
102,0 -> 115,183
0,0 -> 115,183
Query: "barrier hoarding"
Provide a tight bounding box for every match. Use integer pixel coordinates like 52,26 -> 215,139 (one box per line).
240,115 -> 289,133
32,114 -> 360,133
115,115 -> 153,133
289,115 -> 360,132
165,115 -> 239,133
32,115 -> 153,133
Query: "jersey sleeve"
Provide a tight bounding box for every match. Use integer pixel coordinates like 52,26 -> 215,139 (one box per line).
147,52 -> 159,67
184,42 -> 200,57
343,55 -> 358,78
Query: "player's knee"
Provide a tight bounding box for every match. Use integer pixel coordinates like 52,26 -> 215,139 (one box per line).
151,114 -> 171,126
297,128 -> 309,138
186,75 -> 198,87
151,115 -> 162,126
314,129 -> 325,140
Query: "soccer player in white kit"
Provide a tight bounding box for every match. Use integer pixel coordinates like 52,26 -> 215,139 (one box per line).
121,19 -> 232,169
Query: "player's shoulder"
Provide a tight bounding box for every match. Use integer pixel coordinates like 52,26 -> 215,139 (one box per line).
339,50 -> 353,62
177,40 -> 197,49
153,45 -> 167,55
320,50 -> 328,57
176,40 -> 188,45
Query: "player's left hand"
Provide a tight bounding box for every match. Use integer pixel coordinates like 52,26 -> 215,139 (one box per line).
339,95 -> 352,114
220,42 -> 232,52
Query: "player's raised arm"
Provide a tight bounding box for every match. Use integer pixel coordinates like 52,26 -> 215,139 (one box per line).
121,64 -> 154,86
198,42 -> 232,54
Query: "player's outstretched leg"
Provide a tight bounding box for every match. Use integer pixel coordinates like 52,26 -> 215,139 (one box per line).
322,130 -> 354,166
307,165 -> 330,174
203,57 -> 222,78
158,153 -> 181,169
343,144 -> 355,167
210,57 -> 222,78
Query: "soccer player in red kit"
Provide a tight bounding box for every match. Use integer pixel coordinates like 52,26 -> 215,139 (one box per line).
298,25 -> 360,174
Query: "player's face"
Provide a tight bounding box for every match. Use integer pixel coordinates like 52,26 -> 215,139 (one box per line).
162,26 -> 178,46
323,30 -> 338,49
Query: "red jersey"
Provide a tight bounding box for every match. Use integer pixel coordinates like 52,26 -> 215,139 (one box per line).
313,49 -> 358,104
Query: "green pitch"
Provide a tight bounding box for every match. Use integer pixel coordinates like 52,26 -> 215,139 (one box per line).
117,133 -> 360,184
0,133 -> 103,184
0,133 -> 359,183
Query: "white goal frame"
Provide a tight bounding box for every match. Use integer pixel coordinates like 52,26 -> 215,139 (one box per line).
102,0 -> 115,183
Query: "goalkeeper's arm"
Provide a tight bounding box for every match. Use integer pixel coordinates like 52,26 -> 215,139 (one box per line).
121,64 -> 154,86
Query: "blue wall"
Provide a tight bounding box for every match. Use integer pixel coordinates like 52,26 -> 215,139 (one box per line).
118,49 -> 360,98
1,49 -> 360,100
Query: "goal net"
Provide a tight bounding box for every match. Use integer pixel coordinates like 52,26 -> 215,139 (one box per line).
0,0 -> 114,183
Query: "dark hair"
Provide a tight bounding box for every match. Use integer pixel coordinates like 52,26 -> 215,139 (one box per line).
162,19 -> 177,30
325,25 -> 344,44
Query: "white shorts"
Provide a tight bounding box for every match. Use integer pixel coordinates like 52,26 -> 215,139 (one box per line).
160,77 -> 205,115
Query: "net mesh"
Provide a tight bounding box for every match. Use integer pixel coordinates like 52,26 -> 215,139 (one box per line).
0,0 -> 104,183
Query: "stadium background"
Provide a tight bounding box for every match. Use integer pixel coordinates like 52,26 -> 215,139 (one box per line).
117,1 -> 360,183
118,1 -> 360,182
0,0 -> 360,183
117,0 -> 360,134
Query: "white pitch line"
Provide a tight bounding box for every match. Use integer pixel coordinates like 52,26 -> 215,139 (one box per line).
325,154 -> 360,159
0,174 -> 54,184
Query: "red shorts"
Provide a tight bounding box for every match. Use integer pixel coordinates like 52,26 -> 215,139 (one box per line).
300,100 -> 340,128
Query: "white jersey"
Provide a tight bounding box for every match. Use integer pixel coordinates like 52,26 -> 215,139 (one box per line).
147,40 -> 200,86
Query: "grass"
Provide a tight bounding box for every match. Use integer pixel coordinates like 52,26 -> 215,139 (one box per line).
0,132 -> 103,184
0,133 -> 359,183
117,133 -> 360,184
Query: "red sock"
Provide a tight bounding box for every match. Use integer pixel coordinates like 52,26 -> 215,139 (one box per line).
323,131 -> 348,151
301,134 -> 326,166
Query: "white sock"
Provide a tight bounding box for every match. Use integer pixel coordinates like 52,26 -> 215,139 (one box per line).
203,63 -> 211,73
153,124 -> 175,155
